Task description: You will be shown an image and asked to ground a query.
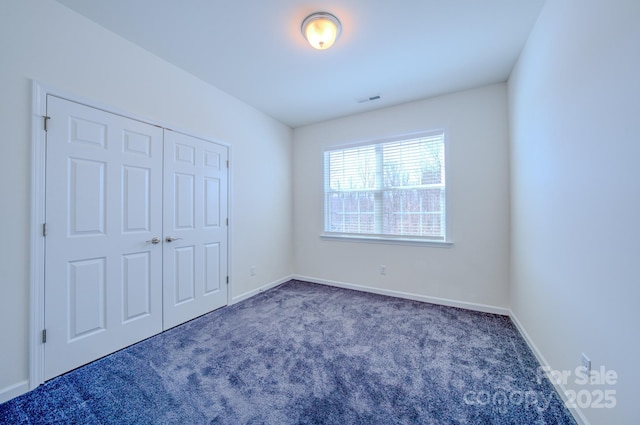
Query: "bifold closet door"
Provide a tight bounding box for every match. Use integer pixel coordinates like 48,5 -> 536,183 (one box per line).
162,130 -> 228,330
44,95 -> 164,380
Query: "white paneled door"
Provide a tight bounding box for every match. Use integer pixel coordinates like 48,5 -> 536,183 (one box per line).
44,96 -> 164,380
43,96 -> 228,380
162,130 -> 228,329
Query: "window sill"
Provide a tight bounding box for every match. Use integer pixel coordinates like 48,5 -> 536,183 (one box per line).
320,233 -> 453,248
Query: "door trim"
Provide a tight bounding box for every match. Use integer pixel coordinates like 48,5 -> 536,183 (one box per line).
29,81 -> 47,391
29,81 -> 232,389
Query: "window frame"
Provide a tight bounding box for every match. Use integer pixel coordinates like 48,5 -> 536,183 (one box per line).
321,130 -> 452,247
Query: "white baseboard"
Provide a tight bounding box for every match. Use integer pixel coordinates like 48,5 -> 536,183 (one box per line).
230,275 -> 293,305
293,275 -> 509,316
0,380 -> 29,404
509,311 -> 590,425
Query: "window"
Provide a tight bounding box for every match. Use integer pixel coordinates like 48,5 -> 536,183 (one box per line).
323,132 -> 447,243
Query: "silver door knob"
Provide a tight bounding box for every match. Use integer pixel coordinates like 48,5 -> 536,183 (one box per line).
146,237 -> 161,244
165,236 -> 183,243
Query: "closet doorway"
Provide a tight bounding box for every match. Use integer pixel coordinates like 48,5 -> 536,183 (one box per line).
42,95 -> 228,380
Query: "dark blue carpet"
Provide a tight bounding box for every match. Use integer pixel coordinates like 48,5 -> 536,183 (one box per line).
1,280 -> 576,424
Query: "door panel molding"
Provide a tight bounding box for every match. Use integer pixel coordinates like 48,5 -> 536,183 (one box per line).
30,81 -> 231,389
44,95 -> 165,380
162,129 -> 228,330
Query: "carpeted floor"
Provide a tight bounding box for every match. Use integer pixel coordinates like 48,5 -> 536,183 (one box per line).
0,280 -> 576,424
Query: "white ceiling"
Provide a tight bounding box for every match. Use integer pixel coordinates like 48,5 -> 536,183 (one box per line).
55,0 -> 546,128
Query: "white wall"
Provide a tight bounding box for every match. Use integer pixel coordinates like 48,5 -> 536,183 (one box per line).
508,0 -> 639,423
0,0 -> 292,400
293,84 -> 510,312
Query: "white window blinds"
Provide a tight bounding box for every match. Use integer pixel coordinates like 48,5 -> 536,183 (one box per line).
324,132 -> 446,241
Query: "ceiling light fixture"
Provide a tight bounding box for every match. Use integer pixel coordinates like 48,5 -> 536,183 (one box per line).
301,12 -> 342,50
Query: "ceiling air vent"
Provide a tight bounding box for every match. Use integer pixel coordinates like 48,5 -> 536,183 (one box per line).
356,95 -> 382,104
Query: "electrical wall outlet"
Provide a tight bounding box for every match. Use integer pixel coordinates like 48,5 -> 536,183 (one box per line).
250,266 -> 256,276
380,265 -> 387,275
581,352 -> 591,375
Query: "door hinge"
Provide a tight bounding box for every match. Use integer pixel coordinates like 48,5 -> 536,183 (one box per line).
43,116 -> 50,132
42,329 -> 47,343
226,276 -> 229,284
226,160 -> 229,168
42,223 -> 47,237
226,217 -> 229,226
